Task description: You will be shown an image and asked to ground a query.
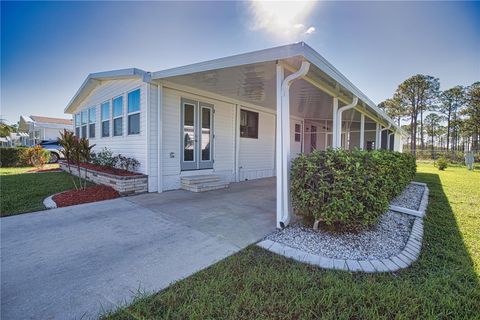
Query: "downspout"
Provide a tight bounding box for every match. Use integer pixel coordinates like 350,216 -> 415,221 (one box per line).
387,131 -> 395,150
278,61 -> 310,228
380,124 -> 391,150
336,96 -> 359,148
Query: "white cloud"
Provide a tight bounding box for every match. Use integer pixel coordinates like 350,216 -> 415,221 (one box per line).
247,0 -> 318,40
305,26 -> 316,34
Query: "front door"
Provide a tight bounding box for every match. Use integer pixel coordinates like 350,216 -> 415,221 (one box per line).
181,98 -> 214,171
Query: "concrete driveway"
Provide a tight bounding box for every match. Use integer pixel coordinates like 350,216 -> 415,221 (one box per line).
1,178 -> 275,319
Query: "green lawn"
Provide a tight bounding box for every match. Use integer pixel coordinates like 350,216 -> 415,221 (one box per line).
0,165 -> 84,217
104,163 -> 480,319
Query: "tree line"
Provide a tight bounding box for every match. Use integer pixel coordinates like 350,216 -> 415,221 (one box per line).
379,75 -> 479,156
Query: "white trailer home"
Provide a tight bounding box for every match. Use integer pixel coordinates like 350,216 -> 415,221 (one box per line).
65,42 -> 404,228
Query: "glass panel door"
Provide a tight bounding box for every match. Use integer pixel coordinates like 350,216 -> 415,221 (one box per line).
181,99 -> 214,170
181,99 -> 198,170
199,103 -> 214,169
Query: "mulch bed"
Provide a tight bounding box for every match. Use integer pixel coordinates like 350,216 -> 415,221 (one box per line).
53,185 -> 120,207
62,161 -> 140,176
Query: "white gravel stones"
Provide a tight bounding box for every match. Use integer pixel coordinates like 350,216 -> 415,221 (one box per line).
257,182 -> 429,273
266,211 -> 414,260
391,183 -> 425,211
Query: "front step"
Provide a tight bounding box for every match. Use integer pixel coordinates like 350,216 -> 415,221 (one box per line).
180,175 -> 229,192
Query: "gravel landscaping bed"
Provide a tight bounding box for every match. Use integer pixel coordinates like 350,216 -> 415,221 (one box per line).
391,183 -> 425,211
265,183 -> 426,260
266,211 -> 415,260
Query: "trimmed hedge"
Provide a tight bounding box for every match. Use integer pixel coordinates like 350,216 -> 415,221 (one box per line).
291,149 -> 416,230
0,147 -> 28,167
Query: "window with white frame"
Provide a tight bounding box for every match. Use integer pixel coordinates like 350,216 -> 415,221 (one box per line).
75,114 -> 80,137
295,123 -> 302,142
240,109 -> 259,139
113,96 -> 123,136
88,107 -> 96,138
101,101 -> 110,137
81,110 -> 88,139
127,89 -> 140,135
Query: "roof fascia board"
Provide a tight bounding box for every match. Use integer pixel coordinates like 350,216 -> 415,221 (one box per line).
64,68 -> 148,114
152,43 -> 305,79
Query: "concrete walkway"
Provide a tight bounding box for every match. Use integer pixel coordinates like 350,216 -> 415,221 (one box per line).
1,178 -> 275,320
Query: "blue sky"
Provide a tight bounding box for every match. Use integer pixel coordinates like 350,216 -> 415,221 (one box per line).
1,1 -> 479,124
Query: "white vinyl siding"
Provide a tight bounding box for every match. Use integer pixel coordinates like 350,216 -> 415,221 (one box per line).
238,109 -> 276,181
71,79 -> 147,174
161,87 -> 236,190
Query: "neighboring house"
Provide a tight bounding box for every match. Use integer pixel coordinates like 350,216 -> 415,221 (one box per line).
18,115 -> 73,146
9,132 -> 30,146
65,42 -> 405,228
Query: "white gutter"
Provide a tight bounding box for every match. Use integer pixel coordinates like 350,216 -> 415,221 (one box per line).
379,124 -> 392,150
278,61 -> 310,229
335,96 -> 358,148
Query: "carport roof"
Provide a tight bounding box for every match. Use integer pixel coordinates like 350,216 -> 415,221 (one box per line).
64,42 -> 402,134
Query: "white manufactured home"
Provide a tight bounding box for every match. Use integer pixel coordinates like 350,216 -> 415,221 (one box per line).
65,42 -> 404,228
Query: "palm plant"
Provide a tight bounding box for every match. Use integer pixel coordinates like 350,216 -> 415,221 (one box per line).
58,130 -> 78,189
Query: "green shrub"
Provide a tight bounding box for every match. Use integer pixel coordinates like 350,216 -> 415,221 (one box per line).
20,146 -> 51,168
437,157 -> 448,170
290,149 -> 416,230
0,147 -> 28,167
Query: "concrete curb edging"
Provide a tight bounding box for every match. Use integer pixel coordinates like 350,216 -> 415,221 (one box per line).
257,182 -> 429,273
43,194 -> 58,209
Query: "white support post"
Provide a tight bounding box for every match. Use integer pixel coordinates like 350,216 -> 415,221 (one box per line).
157,84 -> 163,193
360,113 -> 365,150
387,132 -> 394,150
375,123 -> 381,150
335,97 -> 358,149
275,64 -> 284,229
276,61 -> 310,229
332,98 -> 339,148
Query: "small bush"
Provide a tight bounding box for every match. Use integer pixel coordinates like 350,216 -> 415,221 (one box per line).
290,149 -> 416,230
91,148 -> 117,168
115,154 -> 140,172
21,146 -> 51,168
437,157 -> 448,170
0,148 -> 27,167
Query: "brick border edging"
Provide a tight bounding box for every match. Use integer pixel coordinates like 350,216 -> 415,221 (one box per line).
257,182 -> 429,273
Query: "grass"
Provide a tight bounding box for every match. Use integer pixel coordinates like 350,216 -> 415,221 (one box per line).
0,165 -> 88,217
104,162 -> 480,319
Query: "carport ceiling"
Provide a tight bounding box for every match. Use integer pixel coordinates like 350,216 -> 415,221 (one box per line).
162,60 -> 341,119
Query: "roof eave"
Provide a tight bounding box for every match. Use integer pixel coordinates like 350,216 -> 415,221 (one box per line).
151,42 -> 403,134
64,68 -> 148,114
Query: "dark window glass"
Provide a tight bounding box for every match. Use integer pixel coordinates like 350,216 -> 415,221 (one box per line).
89,123 -> 95,138
311,126 -> 317,150
113,118 -> 123,136
240,110 -> 258,139
81,111 -> 87,125
75,127 -> 80,137
89,107 -> 96,123
101,102 -> 110,120
128,89 -> 140,113
201,107 -> 211,161
128,113 -> 140,135
113,96 -> 123,117
295,123 -> 301,142
102,121 -> 110,137
81,125 -> 87,139
183,104 -> 195,161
